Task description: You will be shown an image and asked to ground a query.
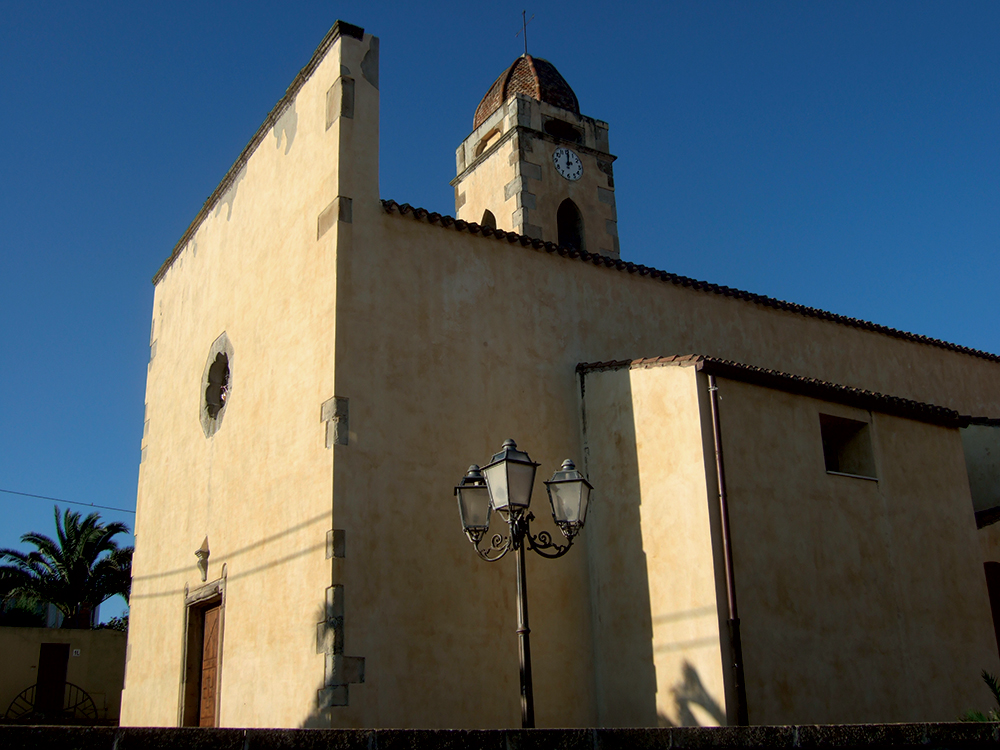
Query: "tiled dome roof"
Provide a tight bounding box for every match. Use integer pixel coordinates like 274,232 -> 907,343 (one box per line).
473,55 -> 580,130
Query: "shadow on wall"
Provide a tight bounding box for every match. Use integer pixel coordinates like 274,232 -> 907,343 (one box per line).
299,603 -> 333,729
583,369 -> 659,726
300,693 -> 329,729
657,660 -> 726,727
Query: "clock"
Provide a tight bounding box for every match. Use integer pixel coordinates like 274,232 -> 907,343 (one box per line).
552,147 -> 583,181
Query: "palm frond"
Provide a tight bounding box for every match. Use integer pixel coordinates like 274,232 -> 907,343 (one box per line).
982,670 -> 1000,711
962,709 -> 990,722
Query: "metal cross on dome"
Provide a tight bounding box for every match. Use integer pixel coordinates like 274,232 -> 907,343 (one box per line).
515,10 -> 535,57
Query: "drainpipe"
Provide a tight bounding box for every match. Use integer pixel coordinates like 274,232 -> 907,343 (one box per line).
707,373 -> 749,726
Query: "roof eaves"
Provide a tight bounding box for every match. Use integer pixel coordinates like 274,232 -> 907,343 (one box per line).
381,200 -> 1000,366
576,355 -> 965,428
152,21 -> 365,285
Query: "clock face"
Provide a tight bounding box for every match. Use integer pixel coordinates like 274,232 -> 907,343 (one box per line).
553,147 -> 583,181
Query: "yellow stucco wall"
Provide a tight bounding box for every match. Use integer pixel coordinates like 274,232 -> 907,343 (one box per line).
0,627 -> 126,722
580,365 -> 726,727
715,379 -> 998,723
121,26 -> 378,728
125,20 -> 1000,731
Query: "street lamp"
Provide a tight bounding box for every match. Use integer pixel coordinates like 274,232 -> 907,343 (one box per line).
454,439 -> 593,728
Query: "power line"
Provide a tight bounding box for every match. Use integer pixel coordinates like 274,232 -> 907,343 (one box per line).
0,488 -> 135,515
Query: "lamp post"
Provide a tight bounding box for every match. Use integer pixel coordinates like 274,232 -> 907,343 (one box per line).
454,439 -> 593,728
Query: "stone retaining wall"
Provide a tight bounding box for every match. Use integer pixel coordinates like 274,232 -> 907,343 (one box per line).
2,724 -> 1000,750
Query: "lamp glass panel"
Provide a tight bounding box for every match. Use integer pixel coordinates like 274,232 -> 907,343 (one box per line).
577,484 -> 591,525
506,461 -> 537,509
483,461 -> 510,511
457,484 -> 491,531
548,481 -> 587,525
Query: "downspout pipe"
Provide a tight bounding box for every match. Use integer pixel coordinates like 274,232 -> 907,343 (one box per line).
707,373 -> 749,726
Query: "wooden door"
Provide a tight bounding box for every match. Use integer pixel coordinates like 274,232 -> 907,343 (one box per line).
199,605 -> 221,726
36,643 -> 70,717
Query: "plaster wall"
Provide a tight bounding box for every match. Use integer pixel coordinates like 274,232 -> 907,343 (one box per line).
454,127 -> 519,231
713,379 -> 997,723
332,201 -> 1000,727
0,627 -> 127,722
580,365 -> 727,728
121,27 -> 379,729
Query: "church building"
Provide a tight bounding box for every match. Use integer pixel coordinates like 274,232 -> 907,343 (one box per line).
121,21 -> 1000,729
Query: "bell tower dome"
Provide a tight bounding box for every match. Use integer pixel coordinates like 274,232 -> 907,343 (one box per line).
452,55 -> 619,257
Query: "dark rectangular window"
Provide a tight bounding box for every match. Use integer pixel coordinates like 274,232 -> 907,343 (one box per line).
820,413 -> 876,479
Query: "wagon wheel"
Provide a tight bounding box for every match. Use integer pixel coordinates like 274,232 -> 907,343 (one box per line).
4,684 -> 36,721
5,682 -> 97,723
63,682 -> 98,721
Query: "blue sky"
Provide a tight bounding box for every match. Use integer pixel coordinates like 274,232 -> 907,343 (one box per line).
1,2 -> 998,621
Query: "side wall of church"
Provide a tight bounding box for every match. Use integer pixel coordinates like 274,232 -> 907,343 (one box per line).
121,28 -> 379,728
322,205 -> 1000,727
715,377 -> 997,723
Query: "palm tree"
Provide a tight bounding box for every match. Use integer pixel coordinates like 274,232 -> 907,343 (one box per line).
0,507 -> 133,628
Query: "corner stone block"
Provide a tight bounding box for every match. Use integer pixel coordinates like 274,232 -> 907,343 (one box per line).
326,76 -> 355,130
504,177 -> 524,202
325,654 -> 365,686
516,192 -> 536,210
512,207 -> 529,230
326,529 -> 346,560
317,201 -> 336,240
523,223 -> 543,240
316,618 -> 344,655
321,397 -> 349,447
325,585 -> 345,620
317,685 -> 349,708
518,161 -> 542,182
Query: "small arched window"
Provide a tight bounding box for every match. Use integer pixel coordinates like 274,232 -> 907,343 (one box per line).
481,210 -> 497,231
557,199 -> 585,250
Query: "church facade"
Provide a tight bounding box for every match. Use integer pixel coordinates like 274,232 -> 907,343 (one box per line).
121,22 -> 1000,729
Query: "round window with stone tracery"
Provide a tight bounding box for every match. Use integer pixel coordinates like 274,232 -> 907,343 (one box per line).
200,333 -> 233,438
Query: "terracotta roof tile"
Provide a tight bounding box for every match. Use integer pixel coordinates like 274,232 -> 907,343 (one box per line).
473,55 -> 580,130
382,199 -> 1000,366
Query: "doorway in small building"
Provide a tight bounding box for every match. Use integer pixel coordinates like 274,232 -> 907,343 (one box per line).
181,595 -> 223,727
36,642 -> 70,717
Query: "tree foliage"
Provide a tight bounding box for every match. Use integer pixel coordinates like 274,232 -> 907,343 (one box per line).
0,507 -> 133,629
961,670 -> 1000,722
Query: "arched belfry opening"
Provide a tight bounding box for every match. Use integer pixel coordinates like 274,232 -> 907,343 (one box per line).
481,209 -> 497,231
557,199 -> 584,250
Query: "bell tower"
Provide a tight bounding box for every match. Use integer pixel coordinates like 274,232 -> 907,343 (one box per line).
452,55 -> 619,257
